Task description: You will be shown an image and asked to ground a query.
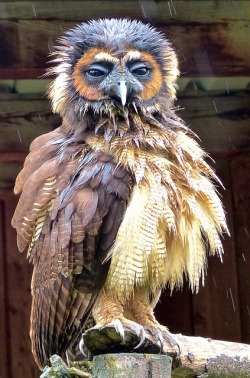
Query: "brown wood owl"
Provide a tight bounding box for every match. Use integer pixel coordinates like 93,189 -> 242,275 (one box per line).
12,19 -> 228,369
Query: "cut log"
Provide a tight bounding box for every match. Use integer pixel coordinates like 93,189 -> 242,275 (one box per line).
174,333 -> 250,375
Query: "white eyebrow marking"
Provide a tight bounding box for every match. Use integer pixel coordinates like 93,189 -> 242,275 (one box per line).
94,52 -> 119,64
123,51 -> 141,62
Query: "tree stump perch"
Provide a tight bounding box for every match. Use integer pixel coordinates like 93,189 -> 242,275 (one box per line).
92,353 -> 172,378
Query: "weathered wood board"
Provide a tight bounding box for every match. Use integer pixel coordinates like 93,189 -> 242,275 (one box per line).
192,159 -> 241,343
179,91 -> 250,156
0,1 -> 249,78
0,200 -> 8,378
231,154 -> 250,344
0,194 -> 40,378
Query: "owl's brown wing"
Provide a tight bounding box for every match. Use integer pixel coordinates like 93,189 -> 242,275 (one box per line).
12,128 -> 131,369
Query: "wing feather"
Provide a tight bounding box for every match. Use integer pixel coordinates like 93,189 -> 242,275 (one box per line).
12,129 -> 131,369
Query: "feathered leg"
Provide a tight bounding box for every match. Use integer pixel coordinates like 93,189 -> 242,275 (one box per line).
85,288 -> 177,354
125,289 -> 177,350
92,289 -> 145,338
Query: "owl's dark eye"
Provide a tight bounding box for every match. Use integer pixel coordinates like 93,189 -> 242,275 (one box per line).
131,67 -> 150,76
129,61 -> 151,78
85,62 -> 113,81
86,69 -> 107,78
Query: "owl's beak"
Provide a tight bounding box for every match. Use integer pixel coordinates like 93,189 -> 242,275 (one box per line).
117,81 -> 127,106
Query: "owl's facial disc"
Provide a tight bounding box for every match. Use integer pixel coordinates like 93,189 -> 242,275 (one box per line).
72,48 -> 163,107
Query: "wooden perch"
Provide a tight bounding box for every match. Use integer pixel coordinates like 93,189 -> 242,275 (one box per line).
40,326 -> 250,376
82,326 -> 250,376
172,333 -> 250,375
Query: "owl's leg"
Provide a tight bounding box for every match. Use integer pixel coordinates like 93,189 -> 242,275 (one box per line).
92,289 -> 145,340
126,289 -> 178,351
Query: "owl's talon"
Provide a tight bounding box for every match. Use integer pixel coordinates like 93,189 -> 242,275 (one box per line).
105,320 -> 146,348
107,319 -> 125,340
158,330 -> 164,352
143,325 -> 180,354
133,325 -> 146,349
79,338 -> 86,356
163,330 -> 179,349
144,326 -> 164,351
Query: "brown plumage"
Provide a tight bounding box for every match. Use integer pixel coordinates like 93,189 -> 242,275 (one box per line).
12,19 -> 228,369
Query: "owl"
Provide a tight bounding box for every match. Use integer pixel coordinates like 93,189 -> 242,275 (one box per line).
12,19 -> 228,369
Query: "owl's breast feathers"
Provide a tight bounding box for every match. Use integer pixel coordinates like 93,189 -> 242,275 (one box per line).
84,110 -> 228,298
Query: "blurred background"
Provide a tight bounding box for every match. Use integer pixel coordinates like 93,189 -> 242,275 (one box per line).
0,1 -> 249,377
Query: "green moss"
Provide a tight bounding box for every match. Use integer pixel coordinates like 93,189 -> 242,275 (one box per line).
171,366 -> 196,378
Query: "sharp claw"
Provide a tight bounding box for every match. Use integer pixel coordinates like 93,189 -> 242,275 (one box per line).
134,326 -> 146,349
79,338 -> 86,356
162,330 -> 181,354
158,330 -> 164,352
144,326 -> 164,351
107,319 -> 125,340
164,331 -> 178,348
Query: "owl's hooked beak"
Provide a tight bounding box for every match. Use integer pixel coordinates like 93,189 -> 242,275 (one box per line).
116,81 -> 127,106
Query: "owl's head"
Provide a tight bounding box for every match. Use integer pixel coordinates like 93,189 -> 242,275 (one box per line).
49,19 -> 178,118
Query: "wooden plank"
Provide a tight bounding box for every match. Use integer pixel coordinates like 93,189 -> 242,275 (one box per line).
231,154 -> 250,344
178,91 -> 250,156
0,163 -> 23,190
0,98 -> 60,187
183,118 -> 250,157
0,1 -> 248,23
4,196 -> 40,378
192,159 -> 242,342
0,1 -> 249,78
0,99 -> 60,153
178,92 -> 250,118
0,200 -> 9,378
0,152 -> 27,163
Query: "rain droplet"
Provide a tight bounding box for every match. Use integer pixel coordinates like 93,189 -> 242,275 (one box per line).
140,3 -> 146,18
212,275 -> 217,287
213,100 -> 218,113
244,227 -> 249,238
168,2 -> 173,16
32,5 -> 37,17
229,288 -> 235,312
17,129 -> 22,144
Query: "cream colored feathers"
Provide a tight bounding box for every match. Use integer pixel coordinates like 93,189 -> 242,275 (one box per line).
86,115 -> 228,300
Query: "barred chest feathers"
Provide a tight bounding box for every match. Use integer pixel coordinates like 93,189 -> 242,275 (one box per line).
85,127 -> 228,301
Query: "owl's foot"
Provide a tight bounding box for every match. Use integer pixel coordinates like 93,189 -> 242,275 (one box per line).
143,324 -> 180,353
82,290 -> 154,355
82,321 -> 162,356
86,289 -> 180,355
126,290 -> 180,353
101,318 -> 146,343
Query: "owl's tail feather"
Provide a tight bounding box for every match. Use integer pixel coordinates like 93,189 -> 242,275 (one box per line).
30,273 -> 95,370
